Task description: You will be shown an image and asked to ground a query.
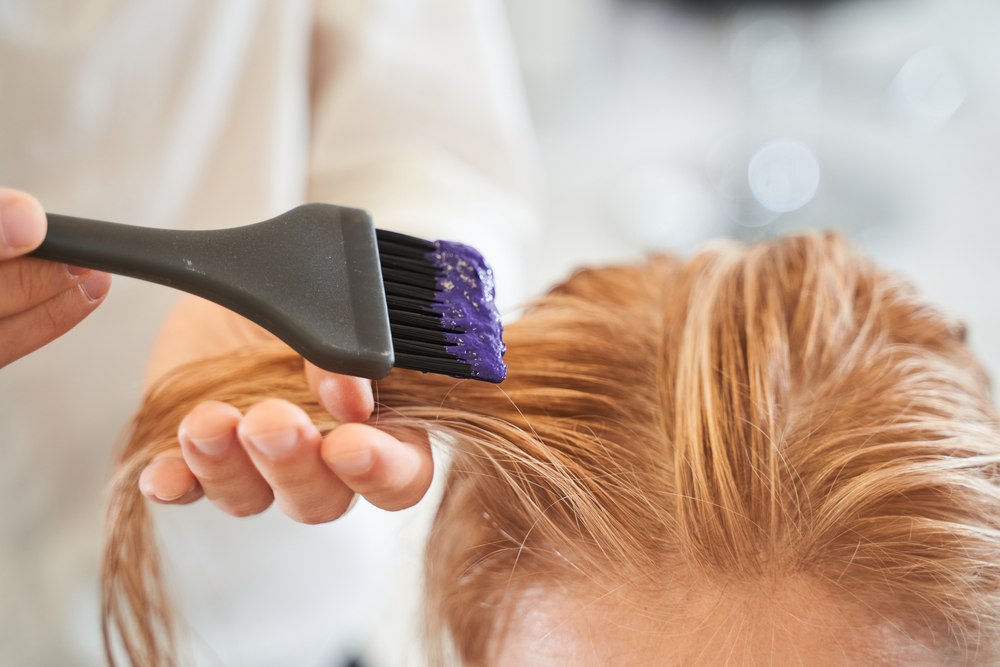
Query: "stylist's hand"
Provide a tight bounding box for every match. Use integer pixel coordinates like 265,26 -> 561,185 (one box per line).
0,188 -> 112,369
139,296 -> 434,523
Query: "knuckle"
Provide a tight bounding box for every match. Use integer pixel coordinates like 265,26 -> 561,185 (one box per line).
13,260 -> 38,304
38,294 -> 72,337
24,260 -> 71,310
189,464 -> 239,486
0,260 -> 39,313
193,470 -> 227,486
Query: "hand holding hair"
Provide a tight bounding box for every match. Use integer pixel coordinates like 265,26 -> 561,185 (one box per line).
0,188 -> 111,368
138,295 -> 434,522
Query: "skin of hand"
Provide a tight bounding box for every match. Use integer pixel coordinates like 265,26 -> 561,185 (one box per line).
139,295 -> 435,523
0,188 -> 112,369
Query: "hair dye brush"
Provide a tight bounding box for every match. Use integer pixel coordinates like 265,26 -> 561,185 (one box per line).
31,204 -> 506,383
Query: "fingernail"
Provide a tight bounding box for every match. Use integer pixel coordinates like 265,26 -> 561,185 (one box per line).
155,488 -> 192,502
246,429 -> 299,457
0,197 -> 44,251
328,448 -> 374,475
139,458 -> 197,502
80,271 -> 111,301
188,433 -> 232,457
66,264 -> 91,277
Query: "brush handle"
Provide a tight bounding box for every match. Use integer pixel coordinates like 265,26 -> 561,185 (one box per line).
36,214 -> 243,289
31,206 -> 394,379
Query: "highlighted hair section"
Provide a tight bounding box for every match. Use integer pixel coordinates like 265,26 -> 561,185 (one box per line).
103,234 -> 1000,666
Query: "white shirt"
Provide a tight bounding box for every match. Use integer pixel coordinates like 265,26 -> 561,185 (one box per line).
0,1 -> 541,665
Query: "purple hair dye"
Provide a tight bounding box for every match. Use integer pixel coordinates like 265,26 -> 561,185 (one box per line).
428,240 -> 507,383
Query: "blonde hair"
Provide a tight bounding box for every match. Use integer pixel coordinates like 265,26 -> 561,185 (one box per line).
103,233 -> 1000,665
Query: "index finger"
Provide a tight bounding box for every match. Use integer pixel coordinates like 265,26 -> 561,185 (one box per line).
0,188 -> 46,259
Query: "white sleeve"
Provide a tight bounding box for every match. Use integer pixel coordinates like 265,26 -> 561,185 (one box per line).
307,0 -> 543,308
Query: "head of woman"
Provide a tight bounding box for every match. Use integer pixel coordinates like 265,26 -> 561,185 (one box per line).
105,233 -> 1000,666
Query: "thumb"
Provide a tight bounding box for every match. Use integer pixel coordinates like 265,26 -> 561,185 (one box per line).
304,360 -> 374,423
0,188 -> 46,259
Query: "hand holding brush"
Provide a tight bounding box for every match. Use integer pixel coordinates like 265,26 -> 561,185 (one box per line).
27,202 -> 508,520
0,188 -> 111,369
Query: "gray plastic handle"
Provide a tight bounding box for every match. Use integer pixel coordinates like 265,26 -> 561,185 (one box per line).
32,204 -> 394,379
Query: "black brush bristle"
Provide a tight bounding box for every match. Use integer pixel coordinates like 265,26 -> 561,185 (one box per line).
376,229 -> 477,379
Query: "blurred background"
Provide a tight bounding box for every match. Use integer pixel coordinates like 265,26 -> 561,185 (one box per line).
508,0 -> 1000,377
1,0 -> 998,664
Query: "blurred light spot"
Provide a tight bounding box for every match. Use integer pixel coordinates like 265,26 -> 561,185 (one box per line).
890,47 -> 966,127
706,133 -> 780,228
731,20 -> 801,93
748,140 -> 819,213
608,165 -> 724,252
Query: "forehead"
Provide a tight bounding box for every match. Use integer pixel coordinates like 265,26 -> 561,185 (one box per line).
491,581 -> 944,667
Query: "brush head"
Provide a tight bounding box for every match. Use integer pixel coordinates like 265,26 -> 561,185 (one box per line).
377,229 -> 507,383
